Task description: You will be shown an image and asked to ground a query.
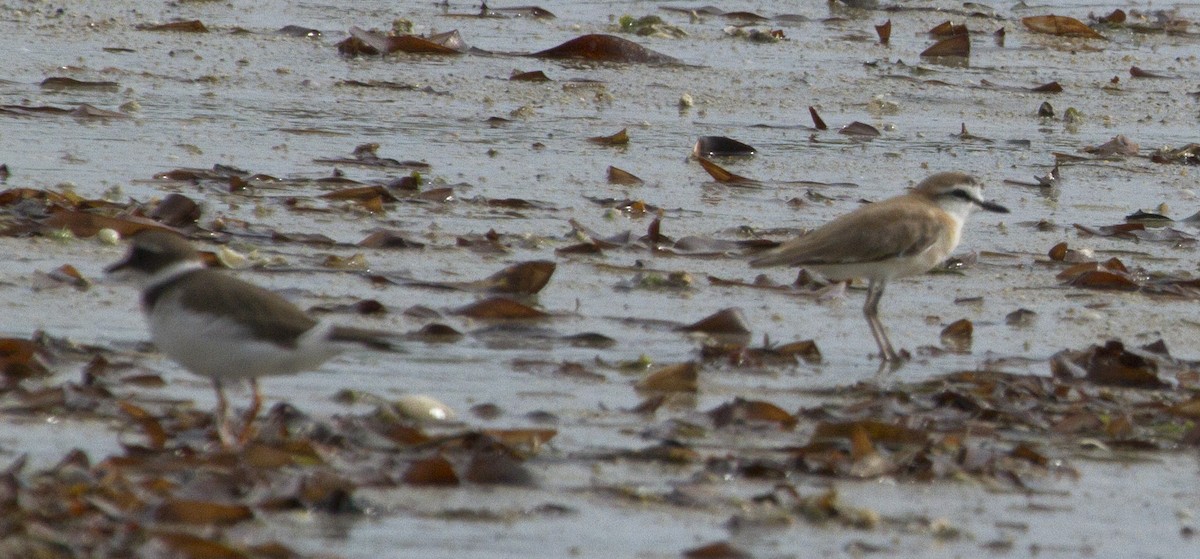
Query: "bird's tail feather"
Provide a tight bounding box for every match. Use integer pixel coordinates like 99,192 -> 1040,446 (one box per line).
328,326 -> 403,352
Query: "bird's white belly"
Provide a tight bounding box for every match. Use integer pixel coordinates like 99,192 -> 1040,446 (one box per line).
147,307 -> 342,381
810,247 -> 948,282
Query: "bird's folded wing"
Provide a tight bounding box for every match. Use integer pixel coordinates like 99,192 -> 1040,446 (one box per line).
751,203 -> 947,267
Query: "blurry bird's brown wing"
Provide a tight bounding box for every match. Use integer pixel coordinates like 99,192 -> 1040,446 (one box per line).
173,270 -> 318,347
750,201 -> 947,267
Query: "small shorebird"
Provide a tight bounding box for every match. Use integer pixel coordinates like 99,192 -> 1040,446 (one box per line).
750,171 -> 1008,362
107,230 -> 398,447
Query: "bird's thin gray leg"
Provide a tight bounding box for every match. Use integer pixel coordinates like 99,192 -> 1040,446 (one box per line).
236,378 -> 262,446
863,278 -> 901,362
213,379 -> 237,448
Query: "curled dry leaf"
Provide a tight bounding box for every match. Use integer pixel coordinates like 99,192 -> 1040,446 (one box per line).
154,499 -> 254,526
416,261 -> 555,294
929,21 -> 969,37
1005,308 -> 1037,327
0,338 -> 50,378
1050,340 -> 1170,389
278,25 -> 321,38
1021,15 -> 1106,39
1031,81 -> 1063,93
921,33 -> 970,57
40,77 -> 119,91
149,193 -> 201,227
812,420 -> 927,447
588,128 -> 629,145
479,260 -> 556,295
482,428 -> 557,454
684,541 -> 754,559
531,34 -> 681,64
838,121 -> 880,137
47,264 -> 89,290
708,398 -> 798,429
1130,66 -> 1173,79
402,455 -> 460,486
118,401 -> 167,450
678,307 -> 751,335
510,70 -> 550,82
607,165 -> 643,185
940,319 -> 973,352
1047,241 -> 1068,261
696,157 -> 755,184
346,26 -> 469,55
875,20 -> 891,45
1083,135 -> 1139,157
1150,143 -> 1200,165
43,208 -> 172,238
693,136 -> 756,157
453,297 -> 547,319
138,20 -> 209,33
357,229 -> 426,249
635,362 -> 698,393
152,532 -> 250,559
808,106 -> 827,130
1058,262 -> 1138,291
464,443 -> 536,486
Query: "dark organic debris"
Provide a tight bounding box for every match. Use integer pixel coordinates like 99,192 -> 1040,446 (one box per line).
678,308 -> 751,336
314,143 -> 431,169
40,77 -> 120,91
1151,143 -> 1200,165
138,20 -> 209,33
1051,340 -> 1171,389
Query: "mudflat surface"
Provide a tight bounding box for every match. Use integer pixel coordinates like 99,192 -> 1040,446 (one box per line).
1,1 -> 1199,558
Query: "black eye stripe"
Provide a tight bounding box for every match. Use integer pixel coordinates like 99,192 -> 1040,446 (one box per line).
950,189 -> 975,202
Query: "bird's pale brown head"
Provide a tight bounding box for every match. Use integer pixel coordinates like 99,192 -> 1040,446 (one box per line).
106,229 -> 201,278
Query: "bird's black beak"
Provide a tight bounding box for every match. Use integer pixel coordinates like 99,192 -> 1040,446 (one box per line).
978,200 -> 1009,213
105,252 -> 133,274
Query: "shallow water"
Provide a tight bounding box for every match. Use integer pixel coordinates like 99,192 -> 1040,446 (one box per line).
2,0 -> 1200,557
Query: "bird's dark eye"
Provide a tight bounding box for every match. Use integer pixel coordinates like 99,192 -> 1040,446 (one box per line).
949,189 -> 976,202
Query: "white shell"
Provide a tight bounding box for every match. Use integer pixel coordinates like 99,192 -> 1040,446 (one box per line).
392,394 -> 456,422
